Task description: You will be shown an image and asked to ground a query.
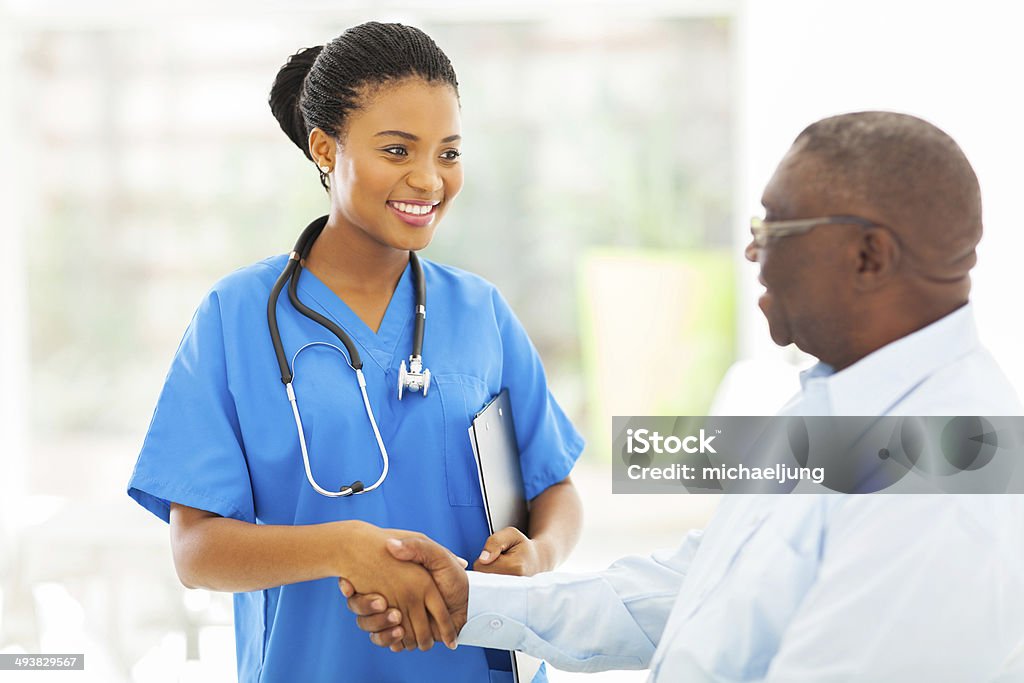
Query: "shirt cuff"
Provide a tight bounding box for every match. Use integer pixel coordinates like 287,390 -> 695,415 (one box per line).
460,571 -> 530,650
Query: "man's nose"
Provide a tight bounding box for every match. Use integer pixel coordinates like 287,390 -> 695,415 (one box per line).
744,238 -> 760,263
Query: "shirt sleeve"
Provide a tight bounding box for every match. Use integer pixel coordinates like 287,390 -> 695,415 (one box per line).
763,495 -> 1024,682
127,290 -> 255,524
492,289 -> 584,500
459,530 -> 703,673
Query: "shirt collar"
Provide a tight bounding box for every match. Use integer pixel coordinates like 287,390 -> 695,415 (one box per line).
797,302 -> 980,416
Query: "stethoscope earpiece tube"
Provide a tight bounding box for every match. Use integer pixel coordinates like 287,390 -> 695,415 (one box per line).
267,258 -> 299,384
287,265 -> 363,370
281,216 -> 364,370
410,253 -> 426,360
399,252 -> 430,399
268,216 -> 334,382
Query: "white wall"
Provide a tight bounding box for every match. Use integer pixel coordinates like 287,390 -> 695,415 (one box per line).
737,0 -> 1024,395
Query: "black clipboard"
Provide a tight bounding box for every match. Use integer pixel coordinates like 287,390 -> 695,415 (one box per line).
468,389 -> 543,683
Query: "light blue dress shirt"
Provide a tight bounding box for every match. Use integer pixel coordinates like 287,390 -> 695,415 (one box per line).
127,254 -> 583,683
460,303 -> 1024,682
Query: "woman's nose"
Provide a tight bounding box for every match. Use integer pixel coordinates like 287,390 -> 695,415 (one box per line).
406,164 -> 443,193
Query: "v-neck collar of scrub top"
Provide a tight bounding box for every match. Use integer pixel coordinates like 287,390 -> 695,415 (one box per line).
292,259 -> 416,373
789,302 -> 980,416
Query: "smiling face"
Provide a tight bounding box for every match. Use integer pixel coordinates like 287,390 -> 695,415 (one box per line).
315,77 -> 463,254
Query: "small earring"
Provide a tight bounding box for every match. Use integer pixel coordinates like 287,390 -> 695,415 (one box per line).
319,165 -> 330,174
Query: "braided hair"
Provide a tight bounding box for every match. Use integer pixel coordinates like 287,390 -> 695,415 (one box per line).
269,22 -> 459,191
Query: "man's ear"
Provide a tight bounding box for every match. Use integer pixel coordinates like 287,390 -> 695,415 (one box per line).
308,128 -> 336,170
856,227 -> 901,290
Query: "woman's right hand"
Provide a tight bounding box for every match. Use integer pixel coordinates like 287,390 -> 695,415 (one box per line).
334,522 -> 457,651
340,538 -> 470,652
166,505 -> 454,650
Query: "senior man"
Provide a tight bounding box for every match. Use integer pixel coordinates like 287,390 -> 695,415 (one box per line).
344,112 -> 1024,682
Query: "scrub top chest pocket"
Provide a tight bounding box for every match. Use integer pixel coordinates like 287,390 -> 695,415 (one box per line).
435,374 -> 493,507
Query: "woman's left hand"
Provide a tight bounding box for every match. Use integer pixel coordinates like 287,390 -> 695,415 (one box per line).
473,526 -> 550,576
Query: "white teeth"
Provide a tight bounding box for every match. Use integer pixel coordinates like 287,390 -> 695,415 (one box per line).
392,201 -> 435,216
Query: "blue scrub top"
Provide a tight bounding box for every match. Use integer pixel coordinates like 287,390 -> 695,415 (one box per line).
127,254 -> 583,683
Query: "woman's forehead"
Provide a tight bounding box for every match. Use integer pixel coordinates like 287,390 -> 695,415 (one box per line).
348,79 -> 460,129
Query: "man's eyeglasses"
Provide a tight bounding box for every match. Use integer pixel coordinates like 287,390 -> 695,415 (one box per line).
749,215 -> 879,247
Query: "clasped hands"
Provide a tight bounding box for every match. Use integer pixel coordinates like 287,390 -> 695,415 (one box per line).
338,524 -> 545,652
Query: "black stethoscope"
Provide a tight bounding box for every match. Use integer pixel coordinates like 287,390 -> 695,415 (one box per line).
266,215 -> 430,497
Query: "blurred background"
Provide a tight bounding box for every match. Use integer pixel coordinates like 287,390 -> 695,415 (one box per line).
1,0 -> 1022,681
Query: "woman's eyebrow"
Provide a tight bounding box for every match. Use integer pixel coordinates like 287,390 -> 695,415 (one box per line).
375,130 -> 417,140
374,130 -> 462,143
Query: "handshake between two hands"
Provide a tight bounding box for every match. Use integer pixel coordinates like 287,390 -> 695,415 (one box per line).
337,523 -> 545,653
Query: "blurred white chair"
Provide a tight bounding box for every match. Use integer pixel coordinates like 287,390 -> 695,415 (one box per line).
2,497 -> 225,677
994,640 -> 1024,682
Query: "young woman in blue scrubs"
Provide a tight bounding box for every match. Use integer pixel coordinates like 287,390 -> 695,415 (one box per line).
127,22 -> 584,683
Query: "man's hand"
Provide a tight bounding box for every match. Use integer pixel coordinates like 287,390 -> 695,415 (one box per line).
340,537 -> 470,651
474,526 -> 548,576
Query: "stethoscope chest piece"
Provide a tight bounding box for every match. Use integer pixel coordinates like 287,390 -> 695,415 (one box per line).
398,355 -> 431,400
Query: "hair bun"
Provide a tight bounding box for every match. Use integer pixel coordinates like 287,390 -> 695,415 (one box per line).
268,45 -> 324,161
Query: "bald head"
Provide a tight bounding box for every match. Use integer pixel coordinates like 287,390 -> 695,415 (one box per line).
791,111 -> 981,278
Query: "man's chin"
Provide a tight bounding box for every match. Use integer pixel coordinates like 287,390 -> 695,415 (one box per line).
758,297 -> 792,347
768,326 -> 793,348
